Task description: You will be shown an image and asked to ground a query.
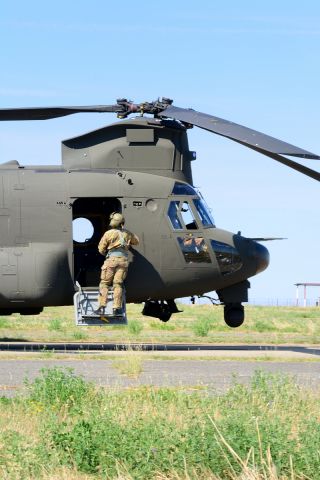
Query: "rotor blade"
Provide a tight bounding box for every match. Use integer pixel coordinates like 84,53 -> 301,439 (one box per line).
0,105 -> 121,121
247,144 -> 320,182
159,105 -> 320,160
248,237 -> 287,241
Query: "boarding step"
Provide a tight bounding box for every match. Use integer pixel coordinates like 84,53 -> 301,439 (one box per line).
73,285 -> 127,326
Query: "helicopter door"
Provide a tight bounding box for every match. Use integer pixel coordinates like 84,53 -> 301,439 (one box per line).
72,197 -> 121,286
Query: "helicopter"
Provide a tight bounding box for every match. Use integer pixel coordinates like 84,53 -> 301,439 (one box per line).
0,98 -> 319,327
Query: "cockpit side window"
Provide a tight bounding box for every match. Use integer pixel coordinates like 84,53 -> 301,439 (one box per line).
168,200 -> 198,230
178,236 -> 211,263
167,201 -> 183,229
193,198 -> 215,227
180,201 -> 198,230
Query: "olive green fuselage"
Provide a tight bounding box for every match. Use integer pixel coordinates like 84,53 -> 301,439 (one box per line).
0,117 -> 268,312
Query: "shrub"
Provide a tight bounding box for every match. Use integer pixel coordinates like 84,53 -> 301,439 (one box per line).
128,318 -> 143,335
25,367 -> 92,409
0,317 -> 10,328
192,317 -> 211,336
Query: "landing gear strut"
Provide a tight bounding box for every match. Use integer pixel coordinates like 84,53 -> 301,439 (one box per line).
224,303 -> 244,328
217,280 -> 249,328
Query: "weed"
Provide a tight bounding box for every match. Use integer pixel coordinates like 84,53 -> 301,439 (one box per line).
0,317 -> 10,328
24,367 -> 93,409
128,318 -> 143,335
48,318 -> 63,331
73,329 -> 89,341
192,317 -> 212,336
0,396 -> 11,406
112,344 -> 144,377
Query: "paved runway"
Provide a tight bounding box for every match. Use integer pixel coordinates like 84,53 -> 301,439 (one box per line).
0,357 -> 319,397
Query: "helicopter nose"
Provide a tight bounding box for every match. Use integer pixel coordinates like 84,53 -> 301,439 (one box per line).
252,241 -> 270,274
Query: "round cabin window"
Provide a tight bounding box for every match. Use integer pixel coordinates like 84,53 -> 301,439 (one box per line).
72,217 -> 94,243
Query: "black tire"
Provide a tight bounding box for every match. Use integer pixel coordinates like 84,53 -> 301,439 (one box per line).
159,311 -> 171,322
224,304 -> 245,328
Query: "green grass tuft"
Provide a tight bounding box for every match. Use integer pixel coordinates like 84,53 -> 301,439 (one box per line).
127,318 -> 143,335
72,329 -> 89,341
0,317 -> 11,328
48,318 -> 64,332
192,316 -> 212,336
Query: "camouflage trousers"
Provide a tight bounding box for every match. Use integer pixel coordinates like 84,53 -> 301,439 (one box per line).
98,256 -> 128,309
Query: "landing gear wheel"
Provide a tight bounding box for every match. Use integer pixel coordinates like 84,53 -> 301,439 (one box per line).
159,309 -> 171,322
224,303 -> 244,328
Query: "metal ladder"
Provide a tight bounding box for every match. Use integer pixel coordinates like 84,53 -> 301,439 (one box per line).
73,282 -> 127,326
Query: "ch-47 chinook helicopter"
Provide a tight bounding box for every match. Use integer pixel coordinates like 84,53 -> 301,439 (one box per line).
0,98 -> 319,327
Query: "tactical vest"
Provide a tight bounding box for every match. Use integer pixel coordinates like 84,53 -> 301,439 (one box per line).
107,231 -> 128,258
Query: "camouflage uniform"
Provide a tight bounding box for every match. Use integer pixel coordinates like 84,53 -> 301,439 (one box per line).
97,228 -> 139,309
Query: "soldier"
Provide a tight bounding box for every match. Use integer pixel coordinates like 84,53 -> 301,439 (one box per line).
95,212 -> 139,316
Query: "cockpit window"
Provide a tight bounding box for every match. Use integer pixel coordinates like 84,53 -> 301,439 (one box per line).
178,236 -> 211,263
167,201 -> 183,229
211,240 -> 242,275
180,201 -> 198,230
193,198 -> 215,227
168,200 -> 198,230
172,182 -> 197,196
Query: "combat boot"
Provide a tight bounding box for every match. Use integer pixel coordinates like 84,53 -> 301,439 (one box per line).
94,306 -> 106,316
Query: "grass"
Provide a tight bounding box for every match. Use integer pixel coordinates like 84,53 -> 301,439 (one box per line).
112,344 -> 144,377
192,316 -> 212,337
48,318 -> 64,332
127,318 -> 144,335
0,367 -> 320,479
0,304 -> 319,344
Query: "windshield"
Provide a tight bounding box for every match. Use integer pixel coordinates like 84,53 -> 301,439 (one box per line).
193,198 -> 215,227
172,182 -> 198,196
210,240 -> 242,275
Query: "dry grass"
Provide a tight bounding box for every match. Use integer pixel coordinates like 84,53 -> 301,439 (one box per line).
112,344 -> 144,377
0,402 -> 41,440
0,468 -> 97,480
0,304 -> 319,345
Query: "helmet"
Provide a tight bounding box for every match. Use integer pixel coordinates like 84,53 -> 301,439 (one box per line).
109,212 -> 125,228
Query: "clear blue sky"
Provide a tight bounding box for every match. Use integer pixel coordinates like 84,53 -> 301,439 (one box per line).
1,1 -> 320,304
